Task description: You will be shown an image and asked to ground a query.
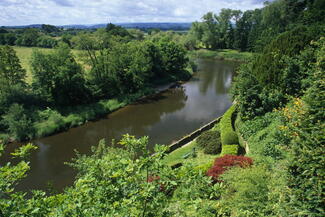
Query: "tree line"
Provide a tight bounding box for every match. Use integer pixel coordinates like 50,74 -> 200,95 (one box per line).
0,23 -> 182,49
228,0 -> 324,215
186,0 -> 325,52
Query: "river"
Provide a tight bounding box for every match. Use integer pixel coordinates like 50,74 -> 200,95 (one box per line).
7,58 -> 239,192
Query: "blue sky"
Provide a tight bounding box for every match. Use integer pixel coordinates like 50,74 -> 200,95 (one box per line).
1,0 -> 267,26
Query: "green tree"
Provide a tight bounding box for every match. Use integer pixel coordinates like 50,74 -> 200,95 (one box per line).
0,46 -> 26,87
31,43 -> 88,105
201,12 -> 219,49
158,40 -> 189,79
216,9 -> 240,49
105,41 -> 154,94
234,9 -> 259,51
0,46 -> 28,119
41,24 -> 60,33
60,33 -> 73,47
0,33 -> 17,46
36,35 -> 58,48
106,23 -> 131,38
0,142 -> 48,216
128,28 -> 145,40
16,28 -> 40,47
2,103 -> 34,140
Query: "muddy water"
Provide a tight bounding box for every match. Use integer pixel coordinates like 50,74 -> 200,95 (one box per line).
8,59 -> 238,192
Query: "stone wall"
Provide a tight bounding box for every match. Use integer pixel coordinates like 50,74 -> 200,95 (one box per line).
166,117 -> 222,154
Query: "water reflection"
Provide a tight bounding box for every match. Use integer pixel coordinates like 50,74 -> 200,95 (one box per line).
3,59 -> 238,192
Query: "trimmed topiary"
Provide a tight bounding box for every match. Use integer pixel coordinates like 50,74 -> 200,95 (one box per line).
196,130 -> 222,155
220,105 -> 239,145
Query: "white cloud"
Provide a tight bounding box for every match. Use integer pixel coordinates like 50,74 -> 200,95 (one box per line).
0,0 -> 267,26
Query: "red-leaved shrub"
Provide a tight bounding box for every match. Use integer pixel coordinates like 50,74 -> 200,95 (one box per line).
207,155 -> 253,182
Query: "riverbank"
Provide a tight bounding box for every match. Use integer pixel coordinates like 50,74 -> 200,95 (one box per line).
189,49 -> 253,62
0,80 -> 187,145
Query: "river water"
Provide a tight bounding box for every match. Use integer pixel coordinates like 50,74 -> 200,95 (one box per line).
7,59 -> 238,192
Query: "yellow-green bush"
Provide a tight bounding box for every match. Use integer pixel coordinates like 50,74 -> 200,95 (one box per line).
221,145 -> 238,156
194,161 -> 214,174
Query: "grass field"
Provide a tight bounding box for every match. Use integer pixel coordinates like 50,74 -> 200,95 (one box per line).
13,46 -> 52,83
13,46 -> 85,83
189,49 -> 253,62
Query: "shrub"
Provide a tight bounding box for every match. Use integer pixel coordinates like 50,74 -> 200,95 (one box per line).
196,130 -> 221,155
34,108 -> 66,138
2,104 -> 34,141
220,105 -> 239,145
237,111 -> 287,160
194,161 -> 214,174
283,39 -> 325,215
221,145 -> 238,156
217,165 -> 289,216
207,155 -> 253,182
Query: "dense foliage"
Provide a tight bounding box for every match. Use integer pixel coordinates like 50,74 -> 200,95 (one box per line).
31,43 -> 89,105
227,1 -> 325,215
187,0 -> 325,52
0,135 -> 223,216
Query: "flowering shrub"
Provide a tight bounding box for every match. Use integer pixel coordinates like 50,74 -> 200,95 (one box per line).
207,155 -> 253,182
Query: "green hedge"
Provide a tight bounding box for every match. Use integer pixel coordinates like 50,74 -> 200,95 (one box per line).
221,145 -> 239,156
220,105 -> 240,156
196,130 -> 222,155
220,105 -> 239,145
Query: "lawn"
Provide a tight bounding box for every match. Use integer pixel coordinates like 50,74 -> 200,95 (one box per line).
163,140 -> 219,167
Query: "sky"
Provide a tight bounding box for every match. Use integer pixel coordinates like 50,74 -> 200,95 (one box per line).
0,0 -> 267,26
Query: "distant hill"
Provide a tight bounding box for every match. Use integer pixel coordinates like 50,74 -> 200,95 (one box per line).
2,23 -> 192,31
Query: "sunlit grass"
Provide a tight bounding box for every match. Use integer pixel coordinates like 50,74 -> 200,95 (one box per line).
163,140 -> 219,167
189,49 -> 253,61
13,46 -> 51,83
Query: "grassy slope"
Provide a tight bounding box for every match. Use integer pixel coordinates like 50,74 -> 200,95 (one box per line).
189,49 -> 253,62
163,140 -> 219,167
163,119 -> 222,170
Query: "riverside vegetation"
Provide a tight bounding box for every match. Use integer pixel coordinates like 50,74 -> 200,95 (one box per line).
0,24 -> 192,143
1,0 -> 325,216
